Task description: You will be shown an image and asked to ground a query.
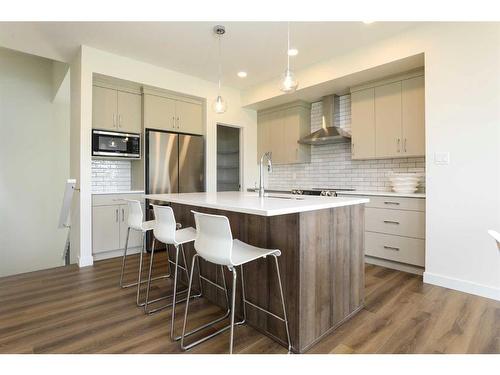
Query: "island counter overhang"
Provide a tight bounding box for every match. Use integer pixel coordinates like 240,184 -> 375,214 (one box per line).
145,192 -> 369,353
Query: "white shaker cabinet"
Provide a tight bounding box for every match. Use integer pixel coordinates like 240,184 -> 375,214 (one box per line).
92,85 -> 142,133
143,93 -> 204,135
92,193 -> 144,257
92,205 -> 121,253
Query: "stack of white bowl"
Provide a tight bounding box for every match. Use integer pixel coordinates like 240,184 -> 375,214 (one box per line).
389,173 -> 421,194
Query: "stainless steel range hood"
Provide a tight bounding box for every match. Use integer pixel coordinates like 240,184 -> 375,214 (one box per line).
298,94 -> 351,145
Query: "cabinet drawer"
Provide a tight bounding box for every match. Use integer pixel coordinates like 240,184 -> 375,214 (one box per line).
363,195 -> 425,211
92,193 -> 144,206
365,232 -> 425,266
365,207 -> 425,239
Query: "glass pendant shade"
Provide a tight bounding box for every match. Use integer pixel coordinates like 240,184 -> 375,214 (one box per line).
213,95 -> 227,114
280,68 -> 298,93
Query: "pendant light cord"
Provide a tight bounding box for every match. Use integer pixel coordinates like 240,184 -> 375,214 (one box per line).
287,21 -> 290,71
218,34 -> 222,92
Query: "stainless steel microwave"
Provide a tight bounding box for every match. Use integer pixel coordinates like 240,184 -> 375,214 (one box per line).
92,130 -> 141,159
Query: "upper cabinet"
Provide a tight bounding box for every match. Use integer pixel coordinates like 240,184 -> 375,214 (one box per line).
257,101 -> 311,165
92,85 -> 141,133
351,88 -> 375,159
401,76 -> 425,157
350,71 -> 425,159
143,92 -> 204,135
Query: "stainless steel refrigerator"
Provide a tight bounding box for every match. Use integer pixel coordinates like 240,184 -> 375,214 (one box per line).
145,129 -> 205,248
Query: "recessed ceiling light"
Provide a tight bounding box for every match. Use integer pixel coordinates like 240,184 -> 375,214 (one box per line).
363,21 -> 375,24
287,48 -> 299,56
237,71 -> 247,78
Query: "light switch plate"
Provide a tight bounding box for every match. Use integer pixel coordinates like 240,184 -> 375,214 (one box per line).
434,152 -> 450,165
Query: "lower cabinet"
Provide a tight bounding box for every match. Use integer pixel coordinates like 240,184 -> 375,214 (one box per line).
338,193 -> 426,273
92,194 -> 144,256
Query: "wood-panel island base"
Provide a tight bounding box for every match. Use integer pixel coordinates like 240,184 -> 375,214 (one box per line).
169,202 -> 365,353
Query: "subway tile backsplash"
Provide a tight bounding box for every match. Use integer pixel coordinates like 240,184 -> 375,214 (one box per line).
91,159 -> 132,192
267,96 -> 426,192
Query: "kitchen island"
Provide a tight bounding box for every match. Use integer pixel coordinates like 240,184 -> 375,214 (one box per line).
145,191 -> 369,353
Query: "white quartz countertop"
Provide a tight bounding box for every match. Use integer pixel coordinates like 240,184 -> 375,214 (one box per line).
336,190 -> 426,198
145,191 -> 369,217
92,190 -> 145,195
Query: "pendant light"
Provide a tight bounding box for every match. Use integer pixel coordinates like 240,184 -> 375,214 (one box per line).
280,22 -> 298,93
213,25 -> 227,114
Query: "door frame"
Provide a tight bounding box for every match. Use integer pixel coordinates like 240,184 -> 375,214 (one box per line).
216,123 -> 243,191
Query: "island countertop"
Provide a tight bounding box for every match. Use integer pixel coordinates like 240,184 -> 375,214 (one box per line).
145,191 -> 369,216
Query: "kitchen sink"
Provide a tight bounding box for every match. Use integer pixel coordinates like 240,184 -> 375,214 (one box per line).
266,195 -> 305,200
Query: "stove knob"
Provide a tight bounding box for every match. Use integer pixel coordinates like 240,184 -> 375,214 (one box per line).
326,191 -> 332,197
291,190 -> 296,195
320,191 -> 325,196
297,190 -> 303,195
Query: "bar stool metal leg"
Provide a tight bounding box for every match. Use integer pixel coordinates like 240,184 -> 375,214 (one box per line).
142,243 -> 190,313
119,227 -> 131,287
181,256 -> 237,349
238,265 -> 247,325
229,267 -> 237,354
136,233 -> 146,306
169,245 -> 180,339
273,254 -> 291,353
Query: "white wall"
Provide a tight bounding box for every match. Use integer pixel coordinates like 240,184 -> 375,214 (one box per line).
0,48 -> 70,276
70,46 -> 258,268
244,22 -> 500,300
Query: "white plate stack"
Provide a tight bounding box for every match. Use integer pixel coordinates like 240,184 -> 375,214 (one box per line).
389,173 -> 421,194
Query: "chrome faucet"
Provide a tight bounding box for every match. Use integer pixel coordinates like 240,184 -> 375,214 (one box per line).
258,151 -> 273,197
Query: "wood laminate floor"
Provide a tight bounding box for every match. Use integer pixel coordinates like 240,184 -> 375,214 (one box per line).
0,252 -> 498,354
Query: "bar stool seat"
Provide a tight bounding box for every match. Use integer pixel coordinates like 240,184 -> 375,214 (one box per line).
230,240 -> 281,266
174,227 -> 197,245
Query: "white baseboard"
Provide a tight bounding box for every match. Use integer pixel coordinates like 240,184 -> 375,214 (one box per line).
78,255 -> 94,268
423,271 -> 500,301
93,247 -> 141,261
365,256 -> 424,275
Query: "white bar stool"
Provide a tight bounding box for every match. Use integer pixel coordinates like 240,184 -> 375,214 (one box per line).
142,205 -> 202,340
119,199 -> 170,301
181,211 -> 291,354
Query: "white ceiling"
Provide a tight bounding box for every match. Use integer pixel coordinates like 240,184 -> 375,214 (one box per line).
0,22 -> 421,90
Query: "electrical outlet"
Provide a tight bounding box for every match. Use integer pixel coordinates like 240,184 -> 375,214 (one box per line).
434,152 -> 450,165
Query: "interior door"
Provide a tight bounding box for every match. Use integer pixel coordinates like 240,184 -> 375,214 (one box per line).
179,134 -> 205,193
147,131 -> 179,195
92,86 -> 117,130
117,91 -> 142,133
375,82 -> 402,158
92,205 -> 120,253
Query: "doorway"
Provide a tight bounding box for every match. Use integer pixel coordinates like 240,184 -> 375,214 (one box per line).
216,124 -> 241,191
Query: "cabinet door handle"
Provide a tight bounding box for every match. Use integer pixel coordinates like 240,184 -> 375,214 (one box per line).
112,114 -> 116,128
384,201 -> 400,205
176,116 -> 180,129
397,138 -> 401,152
383,245 -> 400,251
404,138 -> 407,153
121,208 -> 125,222
383,220 -> 400,225
352,142 -> 355,155
118,114 -> 122,128
115,208 -> 119,222
172,116 -> 175,129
